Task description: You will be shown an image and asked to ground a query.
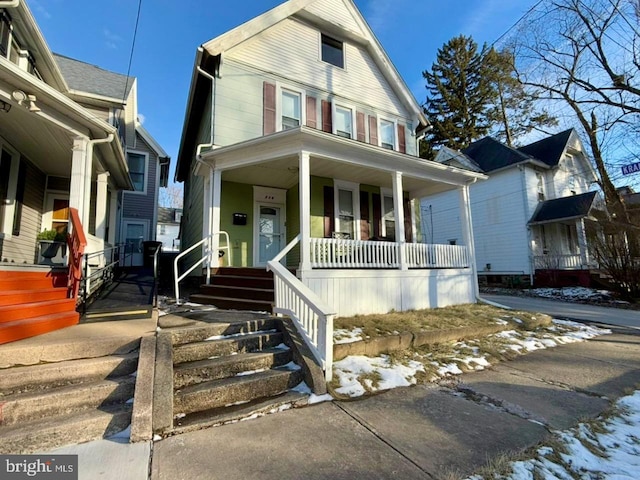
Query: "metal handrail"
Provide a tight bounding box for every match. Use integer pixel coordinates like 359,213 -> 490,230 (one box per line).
152,243 -> 161,307
81,244 -> 122,313
174,231 -> 231,304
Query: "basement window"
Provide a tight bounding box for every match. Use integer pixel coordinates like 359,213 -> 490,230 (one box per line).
321,34 -> 344,68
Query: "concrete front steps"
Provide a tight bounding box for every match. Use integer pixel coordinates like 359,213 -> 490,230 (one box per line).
0,350 -> 140,454
159,311 -> 309,435
0,269 -> 79,344
189,268 -> 275,313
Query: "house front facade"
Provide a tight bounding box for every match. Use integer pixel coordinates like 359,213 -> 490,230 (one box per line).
423,129 -> 599,287
177,0 -> 486,312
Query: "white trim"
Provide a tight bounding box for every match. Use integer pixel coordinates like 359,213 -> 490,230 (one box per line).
377,116 -> 398,151
333,179 -> 360,240
275,82 -> 306,132
332,101 -> 356,140
124,149 -> 149,195
0,140 -> 19,237
253,186 -> 287,267
380,187 -> 394,239
136,124 -> 169,158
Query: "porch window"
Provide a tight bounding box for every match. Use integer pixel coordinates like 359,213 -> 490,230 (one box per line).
0,11 -> 9,57
321,34 -> 344,68
382,193 -> 395,240
281,90 -> 301,130
127,152 -> 147,193
335,106 -> 353,139
380,119 -> 395,150
337,189 -> 354,239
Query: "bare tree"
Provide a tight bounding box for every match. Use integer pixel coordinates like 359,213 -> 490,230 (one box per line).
512,0 -> 639,221
159,184 -> 183,209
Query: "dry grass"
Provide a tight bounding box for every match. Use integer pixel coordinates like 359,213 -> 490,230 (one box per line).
335,304 -> 551,338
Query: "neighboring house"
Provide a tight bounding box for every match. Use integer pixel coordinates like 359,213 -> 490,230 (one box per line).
157,207 -> 182,251
422,129 -> 599,287
53,54 -> 170,266
0,0 -> 167,343
176,0 -> 486,339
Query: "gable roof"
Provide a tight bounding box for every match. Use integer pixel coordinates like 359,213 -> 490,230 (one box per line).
461,137 -> 536,173
518,129 -> 574,168
53,53 -> 134,101
434,146 -> 483,173
529,191 -> 598,225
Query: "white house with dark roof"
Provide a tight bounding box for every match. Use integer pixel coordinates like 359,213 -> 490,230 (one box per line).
422,129 -> 600,287
0,0 -> 168,343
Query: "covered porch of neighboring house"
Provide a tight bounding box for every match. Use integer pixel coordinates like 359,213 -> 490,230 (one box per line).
0,63 -> 133,342
529,191 -> 598,287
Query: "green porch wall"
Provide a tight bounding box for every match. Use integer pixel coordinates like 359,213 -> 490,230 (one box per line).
220,181 -> 253,267
310,176 -> 333,238
286,184 -> 300,268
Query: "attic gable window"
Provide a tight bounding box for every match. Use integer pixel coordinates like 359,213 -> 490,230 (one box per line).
321,34 -> 344,68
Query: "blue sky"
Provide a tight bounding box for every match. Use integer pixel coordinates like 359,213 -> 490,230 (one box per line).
30,0 -> 536,189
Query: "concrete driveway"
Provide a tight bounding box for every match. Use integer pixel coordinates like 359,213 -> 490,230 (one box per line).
481,294 -> 640,330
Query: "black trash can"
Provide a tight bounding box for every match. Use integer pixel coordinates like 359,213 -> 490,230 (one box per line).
142,241 -> 163,268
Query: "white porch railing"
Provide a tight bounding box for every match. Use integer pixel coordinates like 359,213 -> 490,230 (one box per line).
173,231 -> 231,304
268,235 -> 336,381
533,254 -> 585,270
310,238 -> 470,269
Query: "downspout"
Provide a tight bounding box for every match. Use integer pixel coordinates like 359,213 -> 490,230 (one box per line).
83,135 -> 115,228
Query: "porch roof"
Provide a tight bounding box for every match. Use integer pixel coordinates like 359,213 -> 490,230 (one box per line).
528,191 -> 598,225
199,127 -> 486,196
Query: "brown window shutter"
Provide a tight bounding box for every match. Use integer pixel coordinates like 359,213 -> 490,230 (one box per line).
359,190 -> 370,240
306,96 -> 317,129
403,197 -> 413,243
263,82 -> 276,135
323,186 -> 335,238
398,124 -> 406,153
372,192 -> 382,238
356,112 -> 366,142
368,115 -> 378,146
321,100 -> 332,133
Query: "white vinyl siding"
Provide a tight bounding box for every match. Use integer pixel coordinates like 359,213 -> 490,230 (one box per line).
225,17 -> 409,118
304,0 -> 366,37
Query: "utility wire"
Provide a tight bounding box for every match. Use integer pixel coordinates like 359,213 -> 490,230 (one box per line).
491,0 -> 545,47
121,0 -> 143,106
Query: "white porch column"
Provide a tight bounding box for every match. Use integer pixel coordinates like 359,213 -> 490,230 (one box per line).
108,189 -> 118,246
299,151 -> 311,272
69,137 -> 89,227
211,168 -> 222,266
95,173 -> 109,241
577,218 -> 589,267
459,184 -> 479,297
392,171 -> 407,270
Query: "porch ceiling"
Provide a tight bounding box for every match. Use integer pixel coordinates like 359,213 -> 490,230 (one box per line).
205,127 -> 486,197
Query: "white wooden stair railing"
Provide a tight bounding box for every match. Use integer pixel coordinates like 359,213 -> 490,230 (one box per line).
267,234 -> 337,381
174,231 -> 231,304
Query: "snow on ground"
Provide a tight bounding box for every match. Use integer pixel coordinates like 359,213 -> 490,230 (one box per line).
334,327 -> 364,344
530,287 -> 613,302
333,320 -> 611,398
467,390 -> 640,479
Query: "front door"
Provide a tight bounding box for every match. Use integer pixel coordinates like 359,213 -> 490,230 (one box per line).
122,220 -> 148,267
257,205 -> 284,265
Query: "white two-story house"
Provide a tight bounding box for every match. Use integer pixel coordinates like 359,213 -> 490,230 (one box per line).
423,129 -> 599,287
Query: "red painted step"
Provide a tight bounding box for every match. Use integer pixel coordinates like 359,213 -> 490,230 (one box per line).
0,288 -> 68,306
0,311 -> 80,344
0,271 -> 68,290
0,298 -> 77,324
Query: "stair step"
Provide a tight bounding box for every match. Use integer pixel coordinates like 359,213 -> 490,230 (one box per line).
174,348 -> 292,389
208,275 -> 274,289
0,404 -> 132,454
0,376 -> 136,426
0,271 -> 68,290
214,268 -> 274,278
0,353 -> 138,396
170,317 -> 279,346
173,330 -> 284,364
172,391 -> 308,435
0,311 -> 79,345
0,288 -> 68,306
0,298 -> 77,323
189,294 -> 273,313
174,368 -> 304,415
199,285 -> 274,301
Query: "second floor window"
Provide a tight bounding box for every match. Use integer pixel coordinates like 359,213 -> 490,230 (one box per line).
281,90 -> 301,130
380,119 -> 395,150
335,106 -> 353,139
321,34 -> 344,68
127,152 -> 147,193
536,172 -> 545,201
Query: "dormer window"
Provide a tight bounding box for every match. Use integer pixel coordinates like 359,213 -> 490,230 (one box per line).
321,34 -> 344,68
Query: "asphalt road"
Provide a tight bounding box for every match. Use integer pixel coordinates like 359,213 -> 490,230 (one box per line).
482,294 -> 640,330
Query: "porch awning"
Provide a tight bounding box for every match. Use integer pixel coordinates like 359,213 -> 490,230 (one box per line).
528,191 -> 598,225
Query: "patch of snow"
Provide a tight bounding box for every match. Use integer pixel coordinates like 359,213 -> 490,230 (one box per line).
438,363 -> 464,376
125,397 -> 134,404
292,381 -> 312,394
334,327 -> 364,344
309,393 -> 334,404
274,343 -> 290,351
236,368 -> 266,377
174,413 -> 186,419
531,286 -> 613,302
107,425 -> 131,440
494,319 -> 509,325
511,317 -> 523,324
224,400 -> 251,407
279,361 -> 301,371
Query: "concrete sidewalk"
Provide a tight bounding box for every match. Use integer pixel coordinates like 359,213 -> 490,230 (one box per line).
149,331 -> 640,480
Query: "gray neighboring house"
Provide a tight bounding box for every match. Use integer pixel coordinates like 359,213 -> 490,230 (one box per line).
54,54 -> 170,265
157,207 -> 181,252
